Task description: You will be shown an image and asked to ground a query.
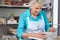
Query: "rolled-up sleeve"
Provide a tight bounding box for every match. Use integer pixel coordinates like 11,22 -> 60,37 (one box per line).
16,14 -> 25,40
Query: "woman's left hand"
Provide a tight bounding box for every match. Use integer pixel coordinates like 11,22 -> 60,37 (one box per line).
49,27 -> 56,32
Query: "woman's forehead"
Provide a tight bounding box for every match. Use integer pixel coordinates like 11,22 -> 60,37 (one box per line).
33,4 -> 42,9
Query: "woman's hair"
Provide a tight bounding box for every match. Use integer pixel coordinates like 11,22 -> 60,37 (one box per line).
29,1 -> 42,7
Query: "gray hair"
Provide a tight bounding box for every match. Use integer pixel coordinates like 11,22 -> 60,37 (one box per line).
29,1 -> 42,7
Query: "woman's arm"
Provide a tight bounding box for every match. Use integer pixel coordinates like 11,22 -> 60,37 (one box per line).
41,10 -> 50,31
22,32 -> 47,39
41,10 -> 56,32
16,14 -> 25,39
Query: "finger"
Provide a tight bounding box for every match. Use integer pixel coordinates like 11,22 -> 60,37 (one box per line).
50,29 -> 56,32
43,35 -> 47,39
40,32 -> 47,35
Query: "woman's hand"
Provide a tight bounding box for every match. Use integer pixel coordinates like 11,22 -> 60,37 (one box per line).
49,27 -> 56,32
33,33 -> 47,39
23,33 -> 47,39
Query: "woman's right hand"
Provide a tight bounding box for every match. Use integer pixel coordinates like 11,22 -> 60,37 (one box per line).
33,33 -> 47,39
23,33 -> 47,39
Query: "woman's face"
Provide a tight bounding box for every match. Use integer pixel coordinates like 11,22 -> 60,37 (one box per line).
31,3 -> 42,16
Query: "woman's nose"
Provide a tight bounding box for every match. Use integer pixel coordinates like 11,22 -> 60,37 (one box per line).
37,10 -> 40,13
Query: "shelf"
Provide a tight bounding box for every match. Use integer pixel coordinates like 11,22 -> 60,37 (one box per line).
0,5 -> 29,9
0,5 -> 52,9
6,23 -> 52,26
6,23 -> 18,24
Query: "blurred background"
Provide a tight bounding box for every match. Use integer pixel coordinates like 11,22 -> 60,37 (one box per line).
0,0 -> 59,40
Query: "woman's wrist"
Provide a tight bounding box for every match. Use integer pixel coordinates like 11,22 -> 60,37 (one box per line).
23,33 -> 35,38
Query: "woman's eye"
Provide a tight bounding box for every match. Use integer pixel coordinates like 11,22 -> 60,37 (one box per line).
40,8 -> 42,9
36,8 -> 42,9
36,8 -> 39,9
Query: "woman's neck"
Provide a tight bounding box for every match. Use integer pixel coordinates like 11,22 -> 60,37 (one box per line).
32,14 -> 37,18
